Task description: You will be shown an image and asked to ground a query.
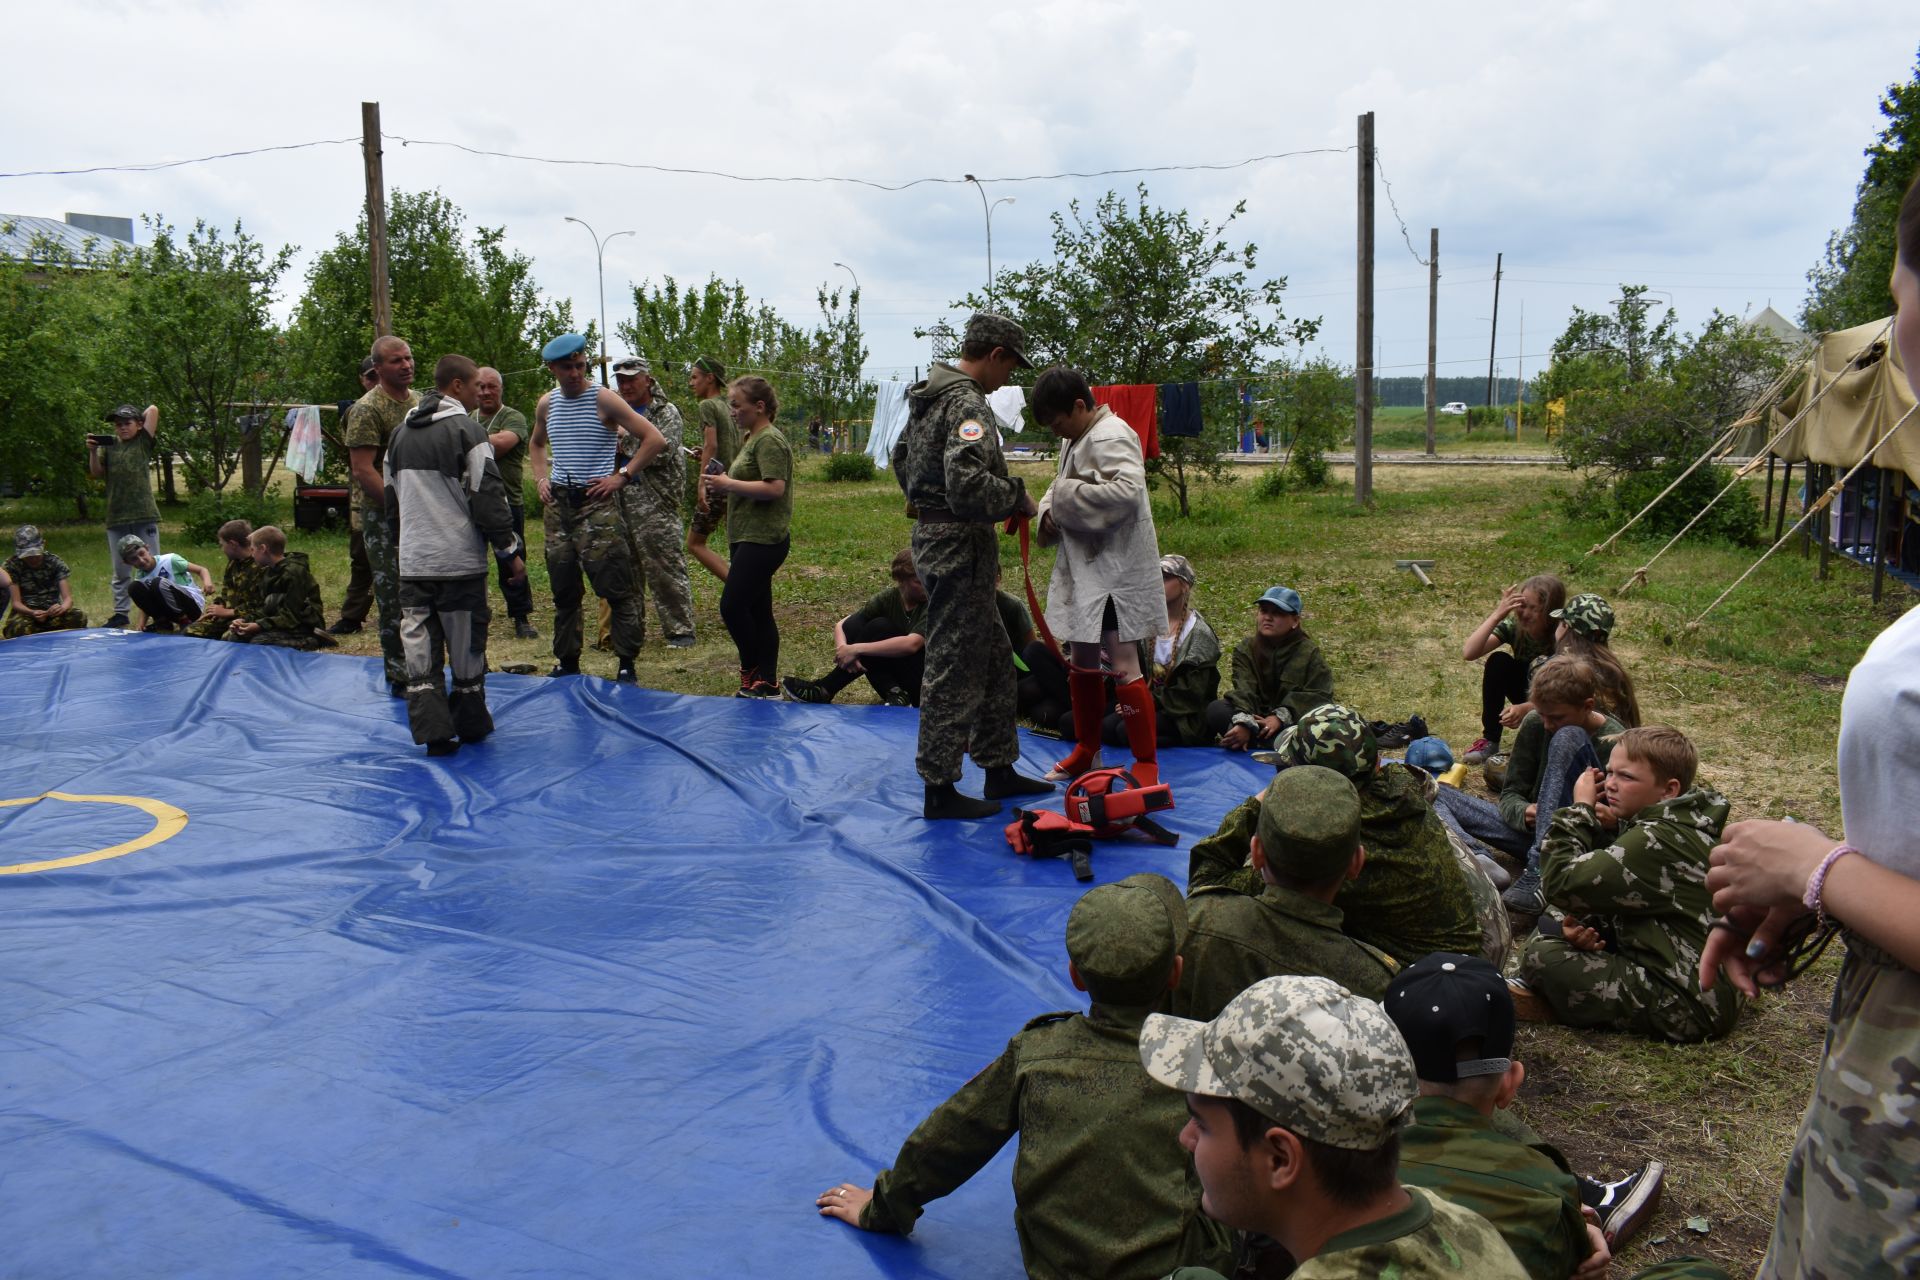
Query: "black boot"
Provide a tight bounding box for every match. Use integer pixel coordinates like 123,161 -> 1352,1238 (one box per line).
923,782 -> 1001,820
983,765 -> 1053,799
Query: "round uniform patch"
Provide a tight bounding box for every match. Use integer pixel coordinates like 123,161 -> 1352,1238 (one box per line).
957,421 -> 985,442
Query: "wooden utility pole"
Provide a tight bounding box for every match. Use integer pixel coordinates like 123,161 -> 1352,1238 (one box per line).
1354,111 -> 1375,506
1485,252 -> 1502,407
362,102 -> 393,337
1425,227 -> 1438,457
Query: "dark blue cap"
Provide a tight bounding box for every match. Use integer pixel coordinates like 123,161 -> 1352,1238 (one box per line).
541,333 -> 588,362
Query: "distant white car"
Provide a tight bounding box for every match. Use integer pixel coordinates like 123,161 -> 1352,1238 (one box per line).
1440,401 -> 1468,415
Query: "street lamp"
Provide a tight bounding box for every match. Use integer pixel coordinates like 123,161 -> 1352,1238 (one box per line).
563,215 -> 634,386
962,175 -> 1014,305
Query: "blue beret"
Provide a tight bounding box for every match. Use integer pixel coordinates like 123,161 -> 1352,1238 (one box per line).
541,333 -> 587,362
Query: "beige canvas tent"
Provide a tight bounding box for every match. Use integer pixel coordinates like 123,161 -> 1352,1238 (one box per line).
1765,316 -> 1915,476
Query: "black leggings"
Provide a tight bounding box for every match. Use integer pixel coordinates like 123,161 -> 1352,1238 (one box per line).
1480,650 -> 1531,739
721,537 -> 789,680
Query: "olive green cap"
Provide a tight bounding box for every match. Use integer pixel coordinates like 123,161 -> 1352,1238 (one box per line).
1256,765 -> 1362,884
1066,872 -> 1188,1006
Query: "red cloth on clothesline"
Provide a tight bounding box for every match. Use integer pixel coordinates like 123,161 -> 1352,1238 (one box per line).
1090,384 -> 1159,459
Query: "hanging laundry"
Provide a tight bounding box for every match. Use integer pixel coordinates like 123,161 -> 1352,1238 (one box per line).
1158,382 -> 1202,438
987,384 -> 1028,434
283,406 -> 324,482
866,381 -> 913,469
1091,384 -> 1159,459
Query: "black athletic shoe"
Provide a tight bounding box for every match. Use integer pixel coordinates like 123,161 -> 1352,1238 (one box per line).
616,663 -> 638,685
426,739 -> 460,757
106,613 -> 130,629
548,661 -> 581,678
739,679 -> 780,699
328,618 -> 363,635
1582,1160 -> 1664,1248
513,618 -> 540,640
882,686 -> 915,707
389,681 -> 407,699
782,675 -> 832,704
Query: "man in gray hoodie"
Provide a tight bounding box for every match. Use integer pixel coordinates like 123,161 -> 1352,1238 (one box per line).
384,354 -> 526,756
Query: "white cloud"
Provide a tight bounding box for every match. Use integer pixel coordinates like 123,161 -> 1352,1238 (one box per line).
3,0 -> 1913,385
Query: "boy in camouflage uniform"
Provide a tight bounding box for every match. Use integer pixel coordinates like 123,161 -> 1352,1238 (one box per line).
1144,975 -> 1528,1279
231,526 -> 327,650
1517,725 -> 1743,1043
893,312 -> 1049,819
1177,765 -> 1398,1018
186,519 -> 263,640
2,526 -> 88,637
815,874 -> 1232,1280
1189,704 -> 1494,967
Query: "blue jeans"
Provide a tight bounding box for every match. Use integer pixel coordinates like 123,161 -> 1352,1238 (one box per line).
1437,725 -> 1599,873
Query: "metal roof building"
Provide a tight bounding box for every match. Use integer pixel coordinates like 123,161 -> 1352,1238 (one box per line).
0,213 -> 134,262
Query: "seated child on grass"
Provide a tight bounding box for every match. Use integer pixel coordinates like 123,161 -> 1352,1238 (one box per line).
186,519 -> 263,641
228,526 -> 327,650
815,873 -> 1232,1280
1435,655 -> 1626,915
1513,725 -> 1743,1044
2,525 -> 88,637
120,534 -> 211,632
1549,593 -> 1641,728
1460,574 -> 1564,765
1204,585 -> 1335,751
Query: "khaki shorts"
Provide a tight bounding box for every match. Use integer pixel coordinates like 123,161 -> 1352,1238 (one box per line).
689,491 -> 729,538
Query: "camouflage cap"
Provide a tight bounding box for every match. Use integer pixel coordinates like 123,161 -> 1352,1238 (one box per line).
1255,765 -> 1361,884
1140,975 -> 1418,1149
1552,593 -> 1615,641
1271,703 -> 1378,780
1159,553 -> 1196,585
1385,952 -> 1516,1084
116,533 -> 149,561
963,312 -> 1033,368
1067,872 -> 1188,1006
610,355 -> 652,378
14,525 -> 45,557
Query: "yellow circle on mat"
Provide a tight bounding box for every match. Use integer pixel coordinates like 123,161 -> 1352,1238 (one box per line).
0,791 -> 188,875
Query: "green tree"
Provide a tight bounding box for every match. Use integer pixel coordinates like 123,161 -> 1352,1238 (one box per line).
117,216 -> 296,495
1803,47 -> 1920,333
287,190 -> 580,429
807,284 -> 872,450
0,229 -> 126,514
1267,356 -> 1353,489
948,185 -> 1317,515
1536,285 -> 1681,400
618,274 -> 813,422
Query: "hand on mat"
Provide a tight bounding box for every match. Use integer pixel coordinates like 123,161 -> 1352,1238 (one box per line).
1562,918 -> 1606,953
816,1182 -> 873,1226
1498,701 -> 1531,730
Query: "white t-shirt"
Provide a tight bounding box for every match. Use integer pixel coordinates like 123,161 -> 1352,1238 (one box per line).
142,553 -> 205,607
1154,610 -> 1198,668
1837,605 -> 1920,878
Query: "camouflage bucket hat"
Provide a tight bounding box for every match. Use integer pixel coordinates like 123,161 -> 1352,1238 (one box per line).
963,312 -> 1033,368
1271,704 -> 1377,780
1140,975 -> 1418,1150
1066,873 -> 1188,1006
14,525 -> 45,557
1552,593 -> 1615,641
1256,765 -> 1361,884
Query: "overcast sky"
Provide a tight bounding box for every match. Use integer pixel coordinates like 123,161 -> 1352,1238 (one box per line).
4,2 -> 1914,392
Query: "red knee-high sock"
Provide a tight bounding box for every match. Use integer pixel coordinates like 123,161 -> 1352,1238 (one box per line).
1054,666 -> 1107,777
1115,677 -> 1159,787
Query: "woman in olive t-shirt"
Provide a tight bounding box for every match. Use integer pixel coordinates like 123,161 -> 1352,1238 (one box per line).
703,376 -> 793,698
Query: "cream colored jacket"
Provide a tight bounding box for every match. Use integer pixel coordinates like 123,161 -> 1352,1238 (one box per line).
1035,406 -> 1167,644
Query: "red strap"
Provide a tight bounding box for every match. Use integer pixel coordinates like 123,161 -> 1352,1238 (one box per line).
1007,514 -> 1066,668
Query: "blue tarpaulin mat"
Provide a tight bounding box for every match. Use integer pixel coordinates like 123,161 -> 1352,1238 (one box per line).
0,631 -> 1270,1279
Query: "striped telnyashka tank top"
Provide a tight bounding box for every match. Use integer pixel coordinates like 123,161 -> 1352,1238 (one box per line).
546,386 -> 617,484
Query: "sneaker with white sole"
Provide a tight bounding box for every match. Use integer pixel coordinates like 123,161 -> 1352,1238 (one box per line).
1461,736 -> 1495,765
1580,1160 -> 1665,1248
1502,868 -> 1546,915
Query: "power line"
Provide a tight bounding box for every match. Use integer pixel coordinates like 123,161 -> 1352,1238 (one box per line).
0,137 -> 359,179
1372,149 -> 1429,266
385,135 -> 1356,191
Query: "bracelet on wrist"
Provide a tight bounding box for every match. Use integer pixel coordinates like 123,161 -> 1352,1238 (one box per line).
1802,844 -> 1860,929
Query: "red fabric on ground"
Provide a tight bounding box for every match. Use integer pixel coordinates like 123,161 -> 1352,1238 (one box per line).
1091,385 -> 1159,459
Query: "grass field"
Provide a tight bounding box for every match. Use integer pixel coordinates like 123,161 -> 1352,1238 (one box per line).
5,454 -> 1898,1273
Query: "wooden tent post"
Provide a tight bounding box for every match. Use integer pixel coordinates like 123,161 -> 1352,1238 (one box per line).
1764,455 -> 1775,523
1776,460 -> 1792,544
1872,467 -> 1891,603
